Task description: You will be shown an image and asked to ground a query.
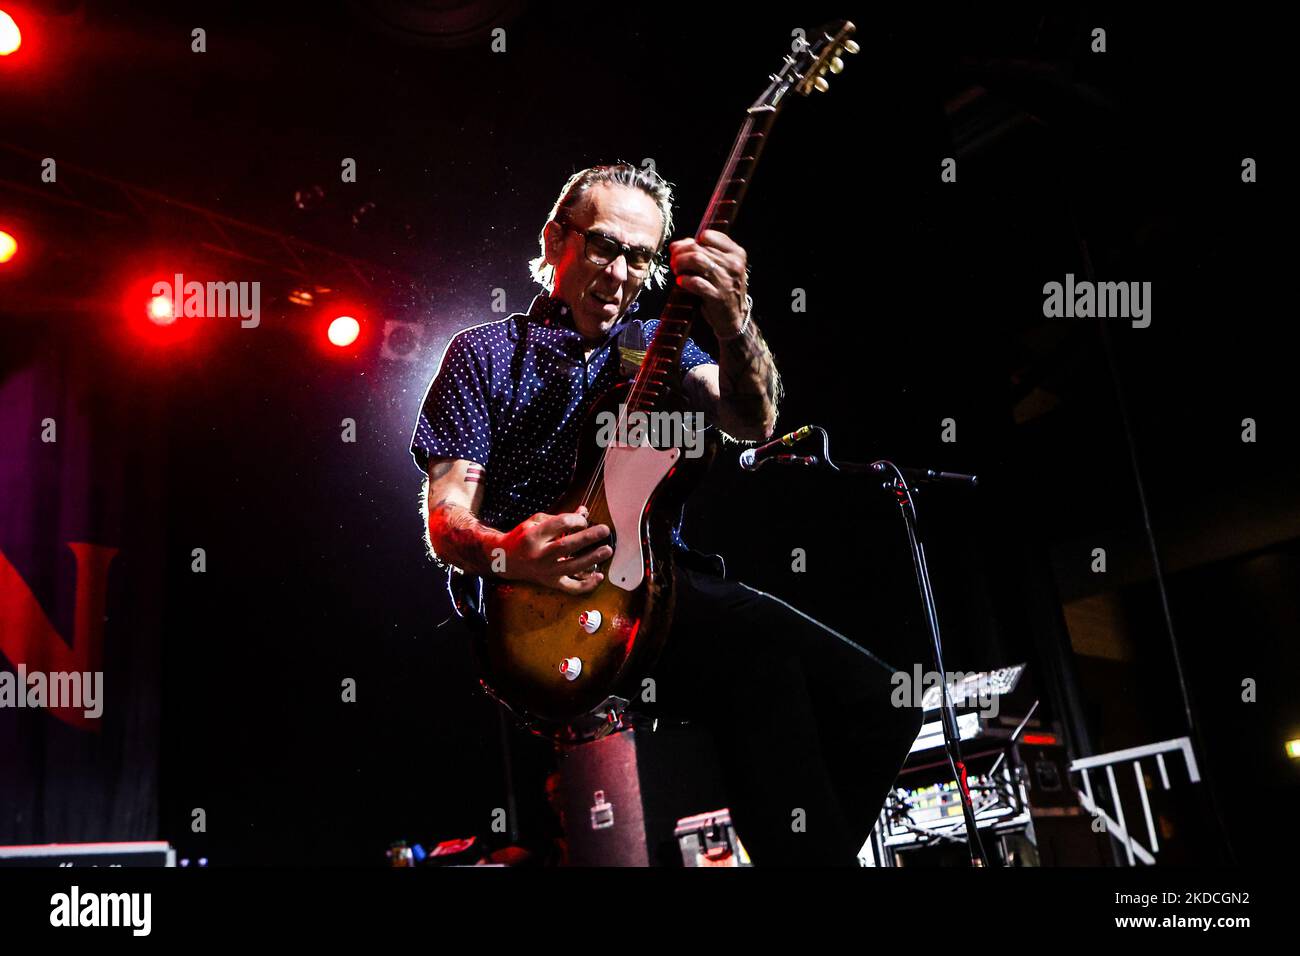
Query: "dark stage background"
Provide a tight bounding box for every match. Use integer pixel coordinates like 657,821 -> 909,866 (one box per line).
1,2 -> 1295,866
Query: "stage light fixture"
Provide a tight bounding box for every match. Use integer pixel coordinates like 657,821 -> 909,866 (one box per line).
1287,738 -> 1300,760
0,10 -> 20,56
147,294 -> 176,325
328,315 -> 361,347
0,229 -> 16,263
289,285 -> 334,307
381,319 -> 424,363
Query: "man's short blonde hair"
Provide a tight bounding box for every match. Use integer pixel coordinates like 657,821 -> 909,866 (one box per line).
529,162 -> 676,292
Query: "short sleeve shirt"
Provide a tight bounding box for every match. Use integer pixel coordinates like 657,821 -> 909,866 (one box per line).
411,293 -> 717,544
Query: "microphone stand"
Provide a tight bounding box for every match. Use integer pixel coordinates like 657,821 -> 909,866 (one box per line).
745,426 -> 989,867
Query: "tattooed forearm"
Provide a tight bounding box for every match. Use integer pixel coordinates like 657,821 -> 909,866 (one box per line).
420,461 -> 501,575
717,321 -> 783,440
427,498 -> 504,575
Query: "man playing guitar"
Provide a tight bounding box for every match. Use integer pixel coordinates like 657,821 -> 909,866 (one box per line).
412,163 -> 922,865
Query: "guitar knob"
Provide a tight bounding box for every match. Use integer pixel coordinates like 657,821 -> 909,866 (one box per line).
559,657 -> 583,681
843,38 -> 860,55
813,75 -> 830,92
829,56 -> 844,74
579,610 -> 602,633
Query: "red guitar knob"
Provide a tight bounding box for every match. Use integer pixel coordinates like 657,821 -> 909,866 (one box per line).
578,610 -> 602,633
559,657 -> 583,681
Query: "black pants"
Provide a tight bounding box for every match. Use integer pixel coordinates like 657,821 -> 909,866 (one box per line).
647,561 -> 924,866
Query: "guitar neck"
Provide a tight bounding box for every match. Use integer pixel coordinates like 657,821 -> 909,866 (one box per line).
627,19 -> 859,415
629,107 -> 781,414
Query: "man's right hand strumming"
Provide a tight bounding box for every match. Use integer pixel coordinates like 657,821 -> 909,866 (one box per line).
497,506 -> 613,594
425,457 -> 611,594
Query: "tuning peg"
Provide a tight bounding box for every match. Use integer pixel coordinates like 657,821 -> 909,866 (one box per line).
828,56 -> 844,74
843,39 -> 860,54
813,75 -> 829,92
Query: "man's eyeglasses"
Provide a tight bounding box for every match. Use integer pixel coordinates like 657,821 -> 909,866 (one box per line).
556,217 -> 662,276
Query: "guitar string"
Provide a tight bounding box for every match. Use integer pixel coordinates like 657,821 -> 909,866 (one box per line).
572,245 -> 718,564
569,342 -> 679,580
572,114 -> 745,562
575,344 -> 665,511
575,309 -> 684,514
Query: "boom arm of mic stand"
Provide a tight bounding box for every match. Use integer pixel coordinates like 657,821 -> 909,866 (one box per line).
832,460 -> 978,487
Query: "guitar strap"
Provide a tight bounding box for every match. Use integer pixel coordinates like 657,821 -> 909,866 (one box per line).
446,567 -> 485,630
617,319 -> 648,378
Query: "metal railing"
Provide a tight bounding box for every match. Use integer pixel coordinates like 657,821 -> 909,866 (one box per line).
1070,736 -> 1199,865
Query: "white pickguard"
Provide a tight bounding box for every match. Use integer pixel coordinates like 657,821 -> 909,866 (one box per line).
604,442 -> 681,591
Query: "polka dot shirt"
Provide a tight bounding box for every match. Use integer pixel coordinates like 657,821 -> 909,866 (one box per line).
411,293 -> 717,547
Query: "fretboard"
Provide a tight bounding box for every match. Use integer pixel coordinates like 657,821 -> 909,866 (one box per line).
628,106 -> 780,413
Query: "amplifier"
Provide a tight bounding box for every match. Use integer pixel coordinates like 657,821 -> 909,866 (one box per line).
554,720 -> 729,866
0,842 -> 177,867
1016,743 -> 1080,809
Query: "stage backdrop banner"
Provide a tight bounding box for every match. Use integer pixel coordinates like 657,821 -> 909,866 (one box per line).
0,342 -> 164,844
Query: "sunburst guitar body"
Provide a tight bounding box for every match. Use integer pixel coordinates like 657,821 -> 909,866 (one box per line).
473,382 -> 716,737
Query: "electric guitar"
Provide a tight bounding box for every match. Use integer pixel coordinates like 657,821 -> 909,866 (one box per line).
467,20 -> 859,741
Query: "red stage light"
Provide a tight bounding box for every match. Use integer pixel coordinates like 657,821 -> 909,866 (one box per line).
118,271 -> 202,350
328,315 -> 360,347
0,229 -> 16,263
0,11 -> 21,56
147,294 -> 175,325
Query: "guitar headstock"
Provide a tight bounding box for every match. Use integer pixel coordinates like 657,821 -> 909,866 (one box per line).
751,20 -> 859,111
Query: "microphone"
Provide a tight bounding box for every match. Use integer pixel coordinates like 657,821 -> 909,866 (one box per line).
738,425 -> 814,472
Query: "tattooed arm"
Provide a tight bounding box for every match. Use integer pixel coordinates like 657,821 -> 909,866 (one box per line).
421,457 -> 501,575
683,315 -> 784,443
422,457 -> 613,593
669,230 -> 783,442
